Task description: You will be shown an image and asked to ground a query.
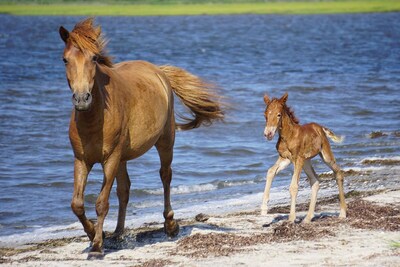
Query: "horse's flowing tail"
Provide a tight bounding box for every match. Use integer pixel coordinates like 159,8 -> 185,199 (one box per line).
160,65 -> 225,131
322,127 -> 345,143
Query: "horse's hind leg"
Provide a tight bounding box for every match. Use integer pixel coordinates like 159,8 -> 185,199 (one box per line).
320,145 -> 347,218
113,161 -> 131,238
303,160 -> 320,223
156,132 -> 179,237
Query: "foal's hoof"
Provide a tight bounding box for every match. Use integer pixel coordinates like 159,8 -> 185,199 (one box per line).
87,251 -> 104,260
260,209 -> 268,216
164,219 -> 180,238
339,211 -> 347,219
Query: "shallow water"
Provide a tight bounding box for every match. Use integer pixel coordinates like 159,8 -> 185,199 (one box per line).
0,13 -> 399,246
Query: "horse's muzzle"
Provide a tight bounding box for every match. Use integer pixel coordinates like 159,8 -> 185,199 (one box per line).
264,127 -> 276,141
72,92 -> 92,111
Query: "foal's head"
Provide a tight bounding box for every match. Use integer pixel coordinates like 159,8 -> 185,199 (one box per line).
263,93 -> 288,140
59,18 -> 112,111
263,92 -> 298,140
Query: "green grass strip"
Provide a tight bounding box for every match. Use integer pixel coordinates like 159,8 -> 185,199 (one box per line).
1,1 -> 400,16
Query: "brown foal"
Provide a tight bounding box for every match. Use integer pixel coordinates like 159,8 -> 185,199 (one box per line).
59,18 -> 224,258
261,93 -> 346,223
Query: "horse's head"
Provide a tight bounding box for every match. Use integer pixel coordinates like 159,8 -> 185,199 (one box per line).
263,92 -> 288,140
59,18 -> 111,111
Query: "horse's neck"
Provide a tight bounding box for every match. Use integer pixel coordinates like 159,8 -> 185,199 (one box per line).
278,112 -> 298,140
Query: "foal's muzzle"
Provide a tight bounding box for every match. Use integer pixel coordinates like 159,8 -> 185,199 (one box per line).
72,92 -> 92,111
264,127 -> 276,141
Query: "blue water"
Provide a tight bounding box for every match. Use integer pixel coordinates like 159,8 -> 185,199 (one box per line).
0,14 -> 399,246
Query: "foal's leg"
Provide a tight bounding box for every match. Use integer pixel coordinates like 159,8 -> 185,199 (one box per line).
89,153 -> 121,258
71,159 -> 96,241
113,161 -> 131,238
261,156 -> 291,215
320,146 -> 347,218
303,160 -> 320,223
156,135 -> 179,237
289,158 -> 304,222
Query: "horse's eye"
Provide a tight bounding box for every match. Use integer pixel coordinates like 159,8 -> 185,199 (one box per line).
277,113 -> 281,118
63,58 -> 68,64
92,55 -> 98,62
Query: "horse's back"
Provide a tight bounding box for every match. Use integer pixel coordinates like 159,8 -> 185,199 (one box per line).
110,60 -> 174,160
114,60 -> 165,80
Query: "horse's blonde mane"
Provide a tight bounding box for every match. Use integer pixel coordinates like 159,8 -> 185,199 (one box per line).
69,17 -> 113,67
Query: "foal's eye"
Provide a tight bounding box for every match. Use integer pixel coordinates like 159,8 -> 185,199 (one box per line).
62,58 -> 68,64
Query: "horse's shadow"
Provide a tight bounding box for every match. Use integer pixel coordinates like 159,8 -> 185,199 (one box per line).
82,221 -> 234,256
262,212 -> 340,227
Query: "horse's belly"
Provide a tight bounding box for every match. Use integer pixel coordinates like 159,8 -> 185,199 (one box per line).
122,132 -> 162,161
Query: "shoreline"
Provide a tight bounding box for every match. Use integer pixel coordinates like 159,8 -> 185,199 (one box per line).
1,1 -> 400,16
1,188 -> 399,266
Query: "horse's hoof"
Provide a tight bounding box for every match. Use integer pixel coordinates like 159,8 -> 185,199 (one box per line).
164,220 -> 180,238
339,213 -> 346,219
260,209 -> 268,216
87,251 -> 104,260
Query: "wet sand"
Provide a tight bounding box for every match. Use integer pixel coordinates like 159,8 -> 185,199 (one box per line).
1,187 -> 399,267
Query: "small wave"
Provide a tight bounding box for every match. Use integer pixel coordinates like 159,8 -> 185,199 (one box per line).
217,177 -> 264,189
133,177 -> 263,196
140,183 -> 218,196
367,131 -> 400,139
318,164 -> 400,179
360,156 -> 400,166
319,169 -> 372,179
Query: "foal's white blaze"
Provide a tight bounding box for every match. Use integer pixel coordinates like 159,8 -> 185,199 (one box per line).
264,126 -> 277,140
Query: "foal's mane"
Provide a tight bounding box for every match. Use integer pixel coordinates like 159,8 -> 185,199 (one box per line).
284,104 -> 300,124
271,98 -> 300,124
69,17 -> 113,67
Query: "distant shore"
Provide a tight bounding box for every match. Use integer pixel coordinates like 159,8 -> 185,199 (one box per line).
1,1 -> 400,16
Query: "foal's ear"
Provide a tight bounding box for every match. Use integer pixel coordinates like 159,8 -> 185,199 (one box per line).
59,26 -> 69,43
264,94 -> 271,105
280,92 -> 288,103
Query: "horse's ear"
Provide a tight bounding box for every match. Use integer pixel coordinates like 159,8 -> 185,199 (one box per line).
280,92 -> 288,103
95,26 -> 102,37
264,94 -> 271,105
59,26 -> 69,43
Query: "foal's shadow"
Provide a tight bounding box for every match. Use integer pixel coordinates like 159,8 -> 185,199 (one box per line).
82,221 -> 234,256
262,212 -> 340,227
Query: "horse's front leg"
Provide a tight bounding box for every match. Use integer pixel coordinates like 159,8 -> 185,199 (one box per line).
71,159 -> 96,241
261,156 -> 291,215
288,158 -> 304,222
88,153 -> 121,259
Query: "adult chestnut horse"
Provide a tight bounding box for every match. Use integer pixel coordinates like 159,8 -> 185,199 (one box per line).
261,93 -> 346,223
59,18 -> 224,258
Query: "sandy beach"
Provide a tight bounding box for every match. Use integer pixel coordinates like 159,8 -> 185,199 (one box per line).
1,187 -> 399,267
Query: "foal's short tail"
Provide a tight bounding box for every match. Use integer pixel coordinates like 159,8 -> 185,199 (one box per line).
322,127 -> 345,143
160,65 -> 225,131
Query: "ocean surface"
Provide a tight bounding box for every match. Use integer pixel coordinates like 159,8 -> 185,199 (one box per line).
0,13 -> 399,247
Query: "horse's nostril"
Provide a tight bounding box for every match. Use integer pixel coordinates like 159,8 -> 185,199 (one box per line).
72,93 -> 79,103
85,93 -> 91,101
